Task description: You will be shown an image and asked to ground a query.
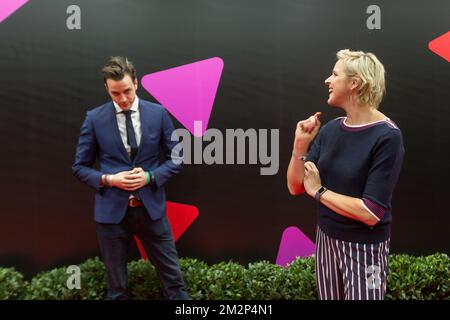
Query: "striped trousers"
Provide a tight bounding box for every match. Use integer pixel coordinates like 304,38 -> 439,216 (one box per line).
315,227 -> 390,300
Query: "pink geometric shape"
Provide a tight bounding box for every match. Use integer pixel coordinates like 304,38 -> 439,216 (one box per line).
0,0 -> 29,23
141,57 -> 224,137
276,226 -> 316,267
428,31 -> 450,62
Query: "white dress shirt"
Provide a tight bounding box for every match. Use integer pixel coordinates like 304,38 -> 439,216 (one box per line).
113,96 -> 142,155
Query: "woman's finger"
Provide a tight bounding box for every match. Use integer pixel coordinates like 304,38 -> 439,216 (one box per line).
304,162 -> 311,172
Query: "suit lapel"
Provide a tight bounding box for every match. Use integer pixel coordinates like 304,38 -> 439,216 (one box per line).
134,101 -> 148,162
108,102 -> 130,162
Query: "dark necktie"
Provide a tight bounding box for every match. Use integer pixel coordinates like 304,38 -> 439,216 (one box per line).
123,110 -> 138,161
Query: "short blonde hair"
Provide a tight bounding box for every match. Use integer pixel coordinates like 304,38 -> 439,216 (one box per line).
336,49 -> 386,108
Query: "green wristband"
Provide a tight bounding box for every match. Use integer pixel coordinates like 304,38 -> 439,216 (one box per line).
145,172 -> 150,185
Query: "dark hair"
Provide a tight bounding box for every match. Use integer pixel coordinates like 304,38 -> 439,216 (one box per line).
102,56 -> 137,84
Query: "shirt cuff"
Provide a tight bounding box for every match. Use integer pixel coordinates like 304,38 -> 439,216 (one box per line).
361,198 -> 386,221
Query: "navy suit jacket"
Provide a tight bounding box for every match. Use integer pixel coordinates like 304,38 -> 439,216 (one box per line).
72,99 -> 182,223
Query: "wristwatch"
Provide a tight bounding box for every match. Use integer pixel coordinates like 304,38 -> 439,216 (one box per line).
314,186 -> 328,201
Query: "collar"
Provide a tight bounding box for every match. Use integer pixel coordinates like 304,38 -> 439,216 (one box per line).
113,96 -> 139,114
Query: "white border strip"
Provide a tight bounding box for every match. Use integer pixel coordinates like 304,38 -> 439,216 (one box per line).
361,199 -> 381,222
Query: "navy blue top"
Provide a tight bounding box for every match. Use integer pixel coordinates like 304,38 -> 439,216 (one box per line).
307,117 -> 405,243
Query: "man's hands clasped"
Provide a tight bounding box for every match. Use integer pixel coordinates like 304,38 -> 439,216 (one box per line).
107,167 -> 149,191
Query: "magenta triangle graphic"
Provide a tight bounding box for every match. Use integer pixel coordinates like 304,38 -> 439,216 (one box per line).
276,226 -> 316,267
0,0 -> 29,23
141,57 -> 224,137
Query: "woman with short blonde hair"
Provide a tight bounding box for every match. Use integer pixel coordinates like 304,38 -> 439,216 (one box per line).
336,49 -> 386,108
287,49 -> 405,300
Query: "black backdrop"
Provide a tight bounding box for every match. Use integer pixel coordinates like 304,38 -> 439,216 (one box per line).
0,0 -> 449,277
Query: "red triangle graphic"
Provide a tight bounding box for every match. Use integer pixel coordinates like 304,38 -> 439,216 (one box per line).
134,201 -> 199,260
428,31 -> 450,62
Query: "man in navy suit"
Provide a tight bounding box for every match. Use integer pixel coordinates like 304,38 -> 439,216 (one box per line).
72,56 -> 188,300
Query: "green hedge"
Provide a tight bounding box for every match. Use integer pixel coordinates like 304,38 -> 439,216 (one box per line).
386,253 -> 449,300
0,253 -> 448,300
0,267 -> 27,299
